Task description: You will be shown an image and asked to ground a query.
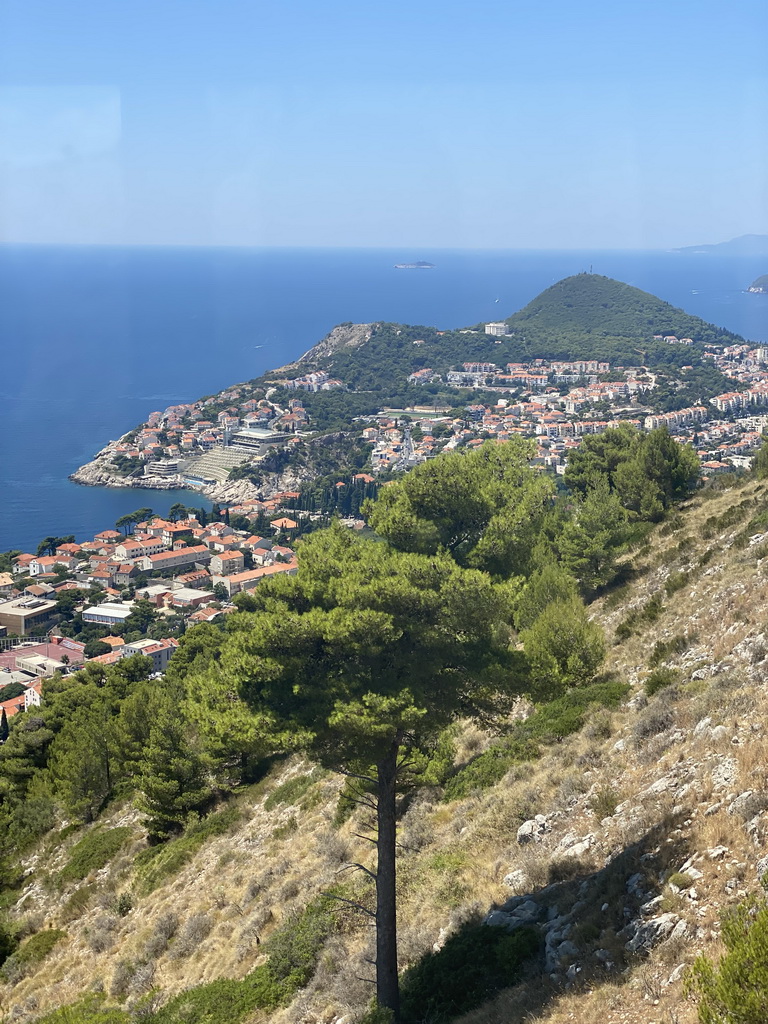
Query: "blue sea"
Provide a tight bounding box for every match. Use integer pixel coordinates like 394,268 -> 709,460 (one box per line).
1,245 -> 767,552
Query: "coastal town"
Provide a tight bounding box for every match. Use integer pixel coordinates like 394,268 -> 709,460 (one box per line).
6,312 -> 768,728
0,507 -> 305,726
73,325 -> 768,499
362,337 -> 768,476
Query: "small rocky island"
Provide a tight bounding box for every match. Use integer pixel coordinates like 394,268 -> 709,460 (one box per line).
748,274 -> 768,293
394,260 -> 435,269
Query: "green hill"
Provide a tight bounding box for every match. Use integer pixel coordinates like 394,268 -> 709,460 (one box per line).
502,273 -> 742,355
291,274 -> 740,423
749,274 -> 768,293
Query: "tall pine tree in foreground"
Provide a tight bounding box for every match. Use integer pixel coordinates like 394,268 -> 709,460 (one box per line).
223,524 -> 525,1019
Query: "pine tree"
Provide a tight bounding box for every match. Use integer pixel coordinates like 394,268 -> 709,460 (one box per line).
220,523 -> 524,1018
557,478 -> 629,595
0,708 -> 8,744
137,690 -> 209,839
48,704 -> 115,822
521,596 -> 606,701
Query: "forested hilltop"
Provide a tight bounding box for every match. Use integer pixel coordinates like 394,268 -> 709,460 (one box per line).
285,274 -> 738,399
9,430 -> 768,1023
73,273 -> 745,498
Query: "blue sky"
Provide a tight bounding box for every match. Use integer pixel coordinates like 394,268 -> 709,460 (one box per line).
1,0 -> 767,248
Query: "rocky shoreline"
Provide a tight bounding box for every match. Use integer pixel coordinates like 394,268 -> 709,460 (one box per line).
70,455 -> 312,507
67,323 -> 371,508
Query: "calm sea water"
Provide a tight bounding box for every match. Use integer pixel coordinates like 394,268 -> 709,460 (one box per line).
1,245 -> 767,552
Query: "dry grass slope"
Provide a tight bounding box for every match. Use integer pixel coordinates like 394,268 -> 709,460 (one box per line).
4,478 -> 768,1024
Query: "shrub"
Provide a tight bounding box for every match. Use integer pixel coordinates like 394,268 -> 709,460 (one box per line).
110,959 -> 136,998
649,632 -> 695,666
61,886 -> 93,923
112,892 -> 133,917
668,871 -> 693,890
60,828 -> 132,884
0,928 -> 66,982
142,911 -> 179,960
522,597 -> 606,699
633,704 -> 675,745
645,666 -> 679,696
590,785 -> 620,820
443,679 -> 628,801
400,923 -> 539,1022
272,816 -> 298,840
168,912 -> 213,960
686,895 -> 768,1022
263,767 -> 325,811
520,678 -> 628,741
135,806 -> 243,895
614,593 -> 666,643
442,737 -> 539,802
86,915 -> 118,953
150,978 -> 267,1024
28,996 -> 129,1023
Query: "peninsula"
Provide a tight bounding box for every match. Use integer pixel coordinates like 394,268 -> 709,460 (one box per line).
674,233 -> 768,256
71,273 -> 761,507
748,274 -> 768,294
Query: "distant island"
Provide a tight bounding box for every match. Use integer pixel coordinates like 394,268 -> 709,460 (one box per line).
394,260 -> 435,269
748,274 -> 768,293
673,233 -> 768,256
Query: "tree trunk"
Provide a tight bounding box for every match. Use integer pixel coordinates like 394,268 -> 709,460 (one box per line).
376,740 -> 400,1020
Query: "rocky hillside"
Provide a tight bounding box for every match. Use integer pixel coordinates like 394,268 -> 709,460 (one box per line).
4,476 -> 768,1024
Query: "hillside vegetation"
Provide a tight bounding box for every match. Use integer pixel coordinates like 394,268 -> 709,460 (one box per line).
274,275 -> 737,427
7,439 -> 768,1023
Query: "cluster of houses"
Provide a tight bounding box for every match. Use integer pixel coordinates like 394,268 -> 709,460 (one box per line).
412,359 -> 613,390
368,342 -> 768,475
103,394 -> 310,476
283,370 -> 343,392
385,339 -> 768,475
0,504 -> 304,731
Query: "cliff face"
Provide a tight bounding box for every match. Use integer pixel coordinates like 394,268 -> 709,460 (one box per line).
296,322 -> 375,364
6,478 -> 768,1024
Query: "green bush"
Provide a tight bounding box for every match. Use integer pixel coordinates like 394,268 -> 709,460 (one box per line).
261,895 -> 336,993
28,996 -> 129,1023
644,666 -> 679,696
135,806 -> 242,895
649,633 -> 695,666
614,593 -> 665,643
686,895 -> 768,1022
590,785 -> 620,820
60,828 -> 132,885
443,679 -> 628,801
0,928 -> 66,982
519,678 -> 629,742
400,923 -> 539,1022
442,737 -> 539,802
668,871 -> 693,890
149,978 -> 268,1024
664,571 -> 689,596
263,767 -> 325,811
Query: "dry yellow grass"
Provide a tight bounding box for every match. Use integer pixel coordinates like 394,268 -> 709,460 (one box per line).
5,479 -> 768,1023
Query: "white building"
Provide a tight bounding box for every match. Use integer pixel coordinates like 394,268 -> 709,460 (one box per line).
484,322 -> 510,337
82,602 -> 135,626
